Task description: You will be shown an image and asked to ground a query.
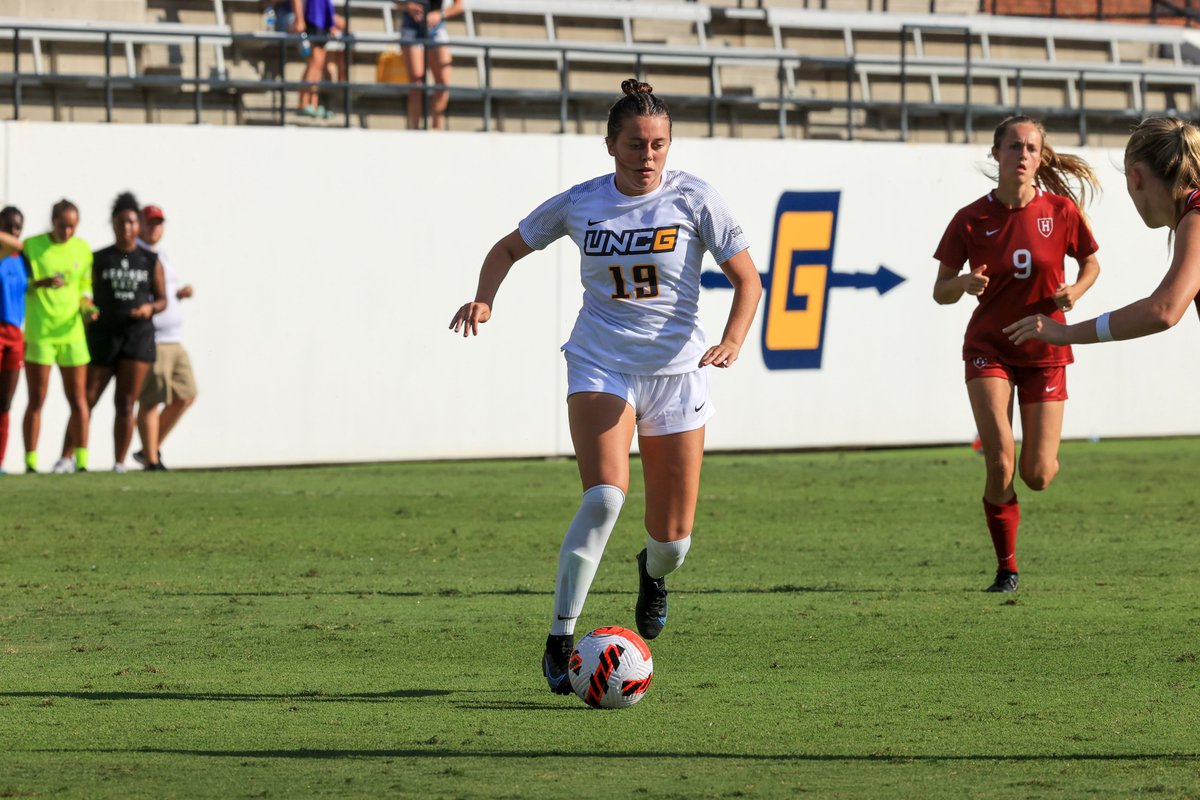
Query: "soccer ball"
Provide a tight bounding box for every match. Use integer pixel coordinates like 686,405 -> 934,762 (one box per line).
569,626 -> 654,709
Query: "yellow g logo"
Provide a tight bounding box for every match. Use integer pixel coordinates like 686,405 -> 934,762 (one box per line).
761,192 -> 904,370
701,191 -> 904,369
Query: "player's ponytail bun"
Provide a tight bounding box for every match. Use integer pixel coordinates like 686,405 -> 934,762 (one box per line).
607,77 -> 672,142
621,79 -> 654,96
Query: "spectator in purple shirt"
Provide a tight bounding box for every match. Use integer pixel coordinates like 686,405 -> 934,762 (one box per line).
293,0 -> 341,118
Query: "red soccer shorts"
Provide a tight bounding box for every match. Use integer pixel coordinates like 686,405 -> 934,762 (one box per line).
965,356 -> 1067,404
0,322 -> 22,371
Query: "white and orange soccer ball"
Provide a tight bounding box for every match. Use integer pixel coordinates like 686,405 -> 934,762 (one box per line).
569,626 -> 654,709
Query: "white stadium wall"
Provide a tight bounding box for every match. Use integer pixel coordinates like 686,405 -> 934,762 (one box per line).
0,121 -> 1194,470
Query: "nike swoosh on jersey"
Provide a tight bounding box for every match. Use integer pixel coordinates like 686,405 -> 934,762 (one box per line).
986,229 -> 1000,236
1045,385 -> 1058,392
587,218 -> 608,226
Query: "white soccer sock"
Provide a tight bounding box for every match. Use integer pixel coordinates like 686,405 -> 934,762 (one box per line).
550,484 -> 625,636
644,534 -> 691,579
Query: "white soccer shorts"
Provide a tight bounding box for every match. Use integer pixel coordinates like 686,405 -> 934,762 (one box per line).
564,351 -> 715,437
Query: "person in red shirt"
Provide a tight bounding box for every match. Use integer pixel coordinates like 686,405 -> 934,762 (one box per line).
1007,116 -> 1200,371
934,115 -> 1101,593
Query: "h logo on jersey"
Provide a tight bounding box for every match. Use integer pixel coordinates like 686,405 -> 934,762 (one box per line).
1037,217 -> 1053,238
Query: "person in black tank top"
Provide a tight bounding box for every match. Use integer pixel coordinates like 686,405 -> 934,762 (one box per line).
68,192 -> 166,473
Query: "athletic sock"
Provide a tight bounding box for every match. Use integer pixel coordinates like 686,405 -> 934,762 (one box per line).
983,495 -> 1020,574
644,535 -> 692,579
74,447 -> 88,471
0,410 -> 8,465
24,451 -> 36,472
550,484 -> 625,637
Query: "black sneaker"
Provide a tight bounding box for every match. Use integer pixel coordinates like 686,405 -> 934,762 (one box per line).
542,634 -> 574,695
985,570 -> 1019,593
144,461 -> 168,472
635,548 -> 668,640
134,450 -> 165,469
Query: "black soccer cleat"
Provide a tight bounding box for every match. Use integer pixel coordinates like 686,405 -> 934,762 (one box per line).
985,570 -> 1019,593
542,633 -> 574,695
635,548 -> 668,640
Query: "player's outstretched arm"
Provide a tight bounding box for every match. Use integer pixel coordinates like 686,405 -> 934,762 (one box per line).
1007,214 -> 1200,346
933,262 -> 987,305
700,248 -> 762,369
450,229 -> 534,338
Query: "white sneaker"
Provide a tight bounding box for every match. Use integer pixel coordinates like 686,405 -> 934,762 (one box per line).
112,463 -> 128,474
52,457 -> 75,474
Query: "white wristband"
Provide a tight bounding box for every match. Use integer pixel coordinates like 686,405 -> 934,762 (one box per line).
1095,312 -> 1114,343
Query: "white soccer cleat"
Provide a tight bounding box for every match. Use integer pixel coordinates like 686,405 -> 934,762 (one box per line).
51,457 -> 75,474
112,463 -> 128,474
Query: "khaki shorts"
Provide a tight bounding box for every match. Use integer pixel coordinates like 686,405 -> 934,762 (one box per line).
139,342 -> 197,406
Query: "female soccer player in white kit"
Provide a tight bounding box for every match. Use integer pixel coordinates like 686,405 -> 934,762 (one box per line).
450,78 -> 763,694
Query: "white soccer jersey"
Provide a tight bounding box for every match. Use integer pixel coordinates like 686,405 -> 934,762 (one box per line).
519,169 -> 749,376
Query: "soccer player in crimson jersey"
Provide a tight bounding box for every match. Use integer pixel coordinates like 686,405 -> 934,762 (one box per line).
1008,116 -> 1200,385
934,115 -> 1101,593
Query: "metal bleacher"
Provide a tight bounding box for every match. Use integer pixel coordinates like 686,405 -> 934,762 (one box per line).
0,0 -> 1196,142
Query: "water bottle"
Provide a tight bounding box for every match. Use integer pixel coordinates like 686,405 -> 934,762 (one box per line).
299,32 -> 312,58
264,5 -> 275,30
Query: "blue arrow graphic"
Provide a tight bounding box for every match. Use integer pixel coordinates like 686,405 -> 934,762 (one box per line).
827,265 -> 906,295
700,265 -> 905,294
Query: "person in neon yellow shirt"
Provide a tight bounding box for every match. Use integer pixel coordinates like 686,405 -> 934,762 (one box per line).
22,199 -> 96,473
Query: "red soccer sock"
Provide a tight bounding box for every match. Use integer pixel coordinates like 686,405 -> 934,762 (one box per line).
982,495 -> 1020,574
0,410 -> 8,467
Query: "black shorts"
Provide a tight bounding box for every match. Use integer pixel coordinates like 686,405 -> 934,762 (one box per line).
86,320 -> 156,368
306,23 -> 332,38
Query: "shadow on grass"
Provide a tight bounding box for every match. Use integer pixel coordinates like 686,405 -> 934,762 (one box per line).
0,689 -> 453,702
26,748 -> 1200,763
165,585 -> 903,599
450,700 -> 588,712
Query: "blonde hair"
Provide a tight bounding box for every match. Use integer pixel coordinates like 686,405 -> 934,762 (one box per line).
1125,116 -> 1200,211
991,115 -> 1101,211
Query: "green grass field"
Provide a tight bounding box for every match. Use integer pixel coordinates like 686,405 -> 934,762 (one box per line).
2,439 -> 1200,799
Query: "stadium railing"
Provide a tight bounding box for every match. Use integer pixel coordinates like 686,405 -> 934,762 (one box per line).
459,0 -> 712,47
0,17 -> 232,123
0,12 -> 1197,140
